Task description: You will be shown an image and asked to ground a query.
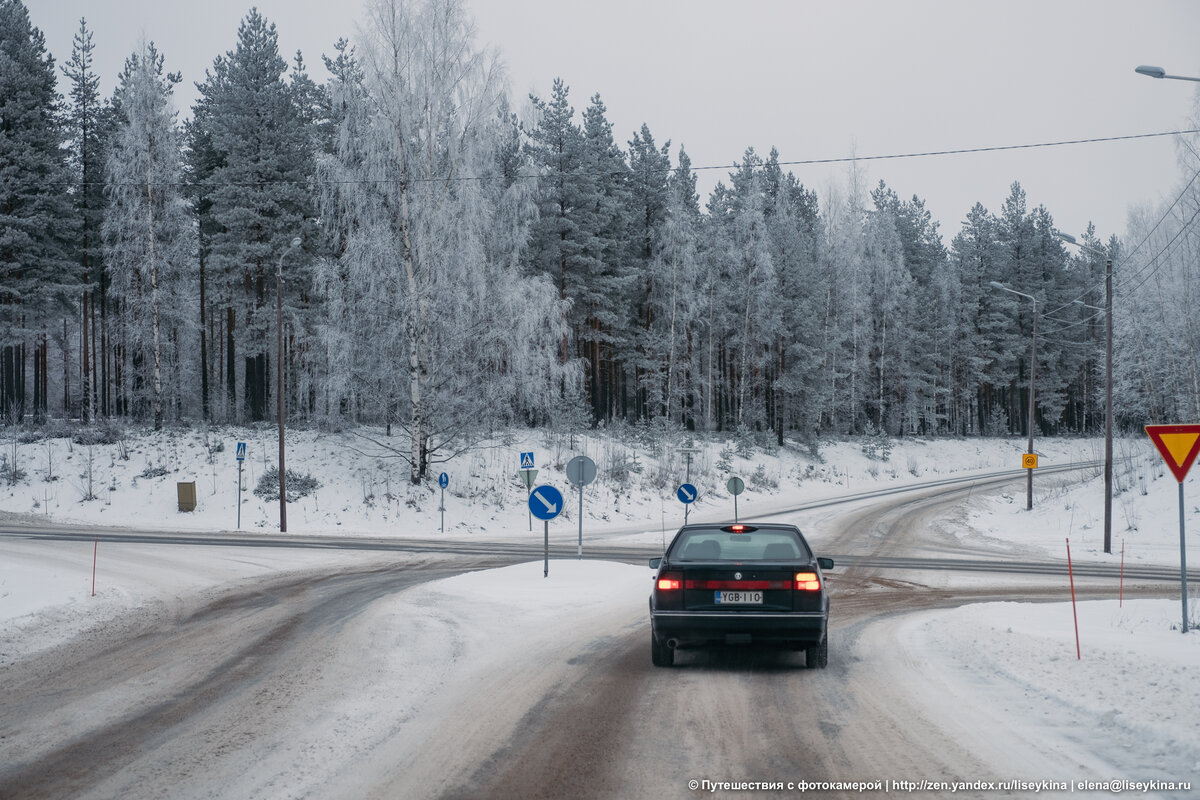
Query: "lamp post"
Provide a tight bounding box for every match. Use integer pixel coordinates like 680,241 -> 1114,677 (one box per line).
989,281 -> 1038,510
1057,232 -> 1114,554
1134,65 -> 1200,82
277,236 -> 302,533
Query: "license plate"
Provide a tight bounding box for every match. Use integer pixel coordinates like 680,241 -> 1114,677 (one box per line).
715,590 -> 762,605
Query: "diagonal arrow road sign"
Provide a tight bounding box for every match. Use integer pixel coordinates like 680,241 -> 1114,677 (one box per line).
533,489 -> 558,514
529,485 -> 563,521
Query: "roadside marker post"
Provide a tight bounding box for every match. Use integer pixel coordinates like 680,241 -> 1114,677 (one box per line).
1144,423 -> 1200,633
1066,538 -> 1081,659
529,484 -> 563,577
566,456 -> 597,559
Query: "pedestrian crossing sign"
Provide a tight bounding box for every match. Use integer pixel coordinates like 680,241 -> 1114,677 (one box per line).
520,451 -> 535,470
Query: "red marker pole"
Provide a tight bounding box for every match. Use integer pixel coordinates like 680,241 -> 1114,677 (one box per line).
91,533 -> 98,597
1066,538 -> 1081,660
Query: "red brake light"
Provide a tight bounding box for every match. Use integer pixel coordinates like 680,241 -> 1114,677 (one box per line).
730,524 -> 745,532
657,572 -> 682,591
795,571 -> 821,591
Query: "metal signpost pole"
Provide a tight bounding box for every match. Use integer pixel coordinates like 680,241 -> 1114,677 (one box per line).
1179,482 -> 1189,633
565,456 -> 596,560
438,472 -> 448,533
1145,424 -> 1200,634
236,441 -> 246,531
727,477 -> 744,523
677,483 -> 697,526
529,484 -> 563,578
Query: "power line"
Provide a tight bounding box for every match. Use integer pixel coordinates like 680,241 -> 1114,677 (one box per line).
48,128 -> 1200,189
692,129 -> 1200,173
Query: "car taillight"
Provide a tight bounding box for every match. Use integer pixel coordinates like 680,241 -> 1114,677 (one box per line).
794,572 -> 821,591
657,572 -> 683,591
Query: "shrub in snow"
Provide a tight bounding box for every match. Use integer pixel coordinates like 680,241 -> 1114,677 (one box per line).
72,420 -> 126,446
254,467 -> 321,502
716,445 -> 734,473
1,454 -> 26,485
860,423 -> 893,462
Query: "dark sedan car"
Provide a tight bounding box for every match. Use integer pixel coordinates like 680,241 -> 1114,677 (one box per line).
648,522 -> 833,668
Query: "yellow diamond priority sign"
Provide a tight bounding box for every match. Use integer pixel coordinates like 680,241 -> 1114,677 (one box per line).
1145,424 -> 1200,483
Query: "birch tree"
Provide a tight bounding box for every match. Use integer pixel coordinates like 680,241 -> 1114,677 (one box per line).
319,0 -> 569,482
102,42 -> 192,429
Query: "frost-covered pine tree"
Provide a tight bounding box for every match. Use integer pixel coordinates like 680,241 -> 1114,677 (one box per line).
192,9 -> 314,422
61,17 -> 110,422
0,0 -> 76,419
102,41 -> 193,430
642,144 -> 702,427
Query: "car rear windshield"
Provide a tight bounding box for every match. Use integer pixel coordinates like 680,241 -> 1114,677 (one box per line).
670,528 -> 812,562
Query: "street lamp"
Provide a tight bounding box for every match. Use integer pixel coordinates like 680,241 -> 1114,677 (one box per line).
1057,232 -> 1114,555
277,236 -> 302,533
1134,65 -> 1200,82
989,280 -> 1038,510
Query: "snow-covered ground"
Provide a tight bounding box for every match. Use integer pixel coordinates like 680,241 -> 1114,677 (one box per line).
0,425 -> 1177,555
1,427 -> 1198,790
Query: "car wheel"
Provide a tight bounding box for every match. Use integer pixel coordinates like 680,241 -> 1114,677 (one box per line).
651,631 -> 674,667
805,635 -> 828,669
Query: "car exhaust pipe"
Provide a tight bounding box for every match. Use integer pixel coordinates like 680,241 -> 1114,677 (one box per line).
667,639 -> 679,650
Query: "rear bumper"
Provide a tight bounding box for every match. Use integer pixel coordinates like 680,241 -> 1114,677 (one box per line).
652,610 -> 827,647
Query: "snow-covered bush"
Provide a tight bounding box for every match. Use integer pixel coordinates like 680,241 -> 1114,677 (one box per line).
254,468 -> 321,501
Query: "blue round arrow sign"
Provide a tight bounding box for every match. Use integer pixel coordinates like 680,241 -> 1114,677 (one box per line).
529,485 -> 564,520
677,483 -> 698,504
438,472 -> 449,489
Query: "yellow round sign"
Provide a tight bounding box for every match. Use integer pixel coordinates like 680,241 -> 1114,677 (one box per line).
1022,453 -> 1038,469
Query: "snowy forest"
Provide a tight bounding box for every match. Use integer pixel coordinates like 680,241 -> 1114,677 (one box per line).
3,0 -> 1200,482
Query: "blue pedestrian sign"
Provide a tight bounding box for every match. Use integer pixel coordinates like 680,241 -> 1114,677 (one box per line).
236,442 -> 246,461
438,472 -> 449,489
529,485 -> 563,520
677,483 -> 697,504
520,451 -> 535,470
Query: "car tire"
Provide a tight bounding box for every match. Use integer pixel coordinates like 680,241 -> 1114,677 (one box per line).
805,635 -> 828,669
651,631 -> 674,667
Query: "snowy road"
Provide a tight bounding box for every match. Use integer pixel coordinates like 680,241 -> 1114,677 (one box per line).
0,476 -> 1192,799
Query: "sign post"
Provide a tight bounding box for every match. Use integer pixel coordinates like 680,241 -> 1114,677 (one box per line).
677,482 -> 697,524
519,465 -> 538,531
236,441 -> 246,530
529,484 -> 564,577
727,476 -> 745,522
438,472 -> 449,533
519,452 -> 536,531
566,456 -> 597,559
1145,423 -> 1200,633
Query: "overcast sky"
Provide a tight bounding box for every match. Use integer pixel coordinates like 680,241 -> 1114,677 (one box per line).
29,0 -> 1200,244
